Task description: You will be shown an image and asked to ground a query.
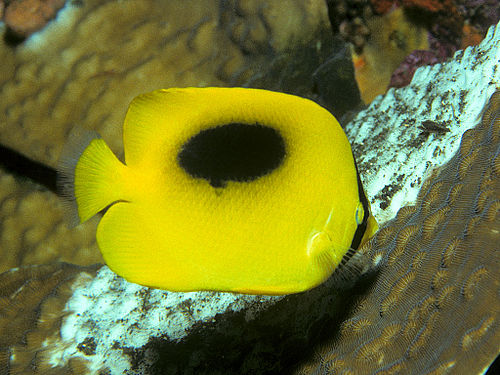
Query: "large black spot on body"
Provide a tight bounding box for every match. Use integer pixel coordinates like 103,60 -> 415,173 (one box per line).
177,123 -> 286,188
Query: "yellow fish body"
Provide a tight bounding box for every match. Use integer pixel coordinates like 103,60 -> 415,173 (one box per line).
63,87 -> 377,295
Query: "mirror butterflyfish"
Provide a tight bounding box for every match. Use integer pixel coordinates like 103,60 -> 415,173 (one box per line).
59,87 -> 378,295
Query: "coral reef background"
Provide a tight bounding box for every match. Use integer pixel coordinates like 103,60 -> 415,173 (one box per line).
325,0 -> 500,100
0,0 -> 499,374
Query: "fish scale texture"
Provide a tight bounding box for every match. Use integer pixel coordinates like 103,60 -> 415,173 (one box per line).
298,91 -> 500,375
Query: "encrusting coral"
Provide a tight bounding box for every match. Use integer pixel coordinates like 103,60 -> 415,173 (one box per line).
297,90 -> 500,374
0,167 -> 102,274
0,262 -> 99,374
347,21 -> 500,222
352,7 -> 429,102
345,0 -> 498,99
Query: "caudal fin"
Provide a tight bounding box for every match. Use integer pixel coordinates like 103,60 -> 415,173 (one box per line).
57,128 -> 127,225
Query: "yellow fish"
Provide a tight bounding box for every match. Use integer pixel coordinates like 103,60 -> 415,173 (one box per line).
59,87 -> 378,295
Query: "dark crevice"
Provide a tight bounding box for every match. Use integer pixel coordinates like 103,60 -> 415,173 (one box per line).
0,143 -> 58,193
3,28 -> 27,47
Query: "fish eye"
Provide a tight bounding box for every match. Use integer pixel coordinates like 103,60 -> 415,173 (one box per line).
177,122 -> 286,188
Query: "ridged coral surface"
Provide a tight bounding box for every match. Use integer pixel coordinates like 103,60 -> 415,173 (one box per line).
298,90 -> 500,374
0,263 -> 98,375
0,167 -> 102,274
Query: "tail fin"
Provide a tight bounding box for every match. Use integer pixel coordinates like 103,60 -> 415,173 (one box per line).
57,128 -> 127,225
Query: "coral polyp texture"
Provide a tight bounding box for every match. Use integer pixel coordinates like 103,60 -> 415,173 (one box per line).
0,262 -> 99,375
298,89 -> 500,375
0,167 -> 102,274
0,2 -> 498,373
348,22 -> 500,222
